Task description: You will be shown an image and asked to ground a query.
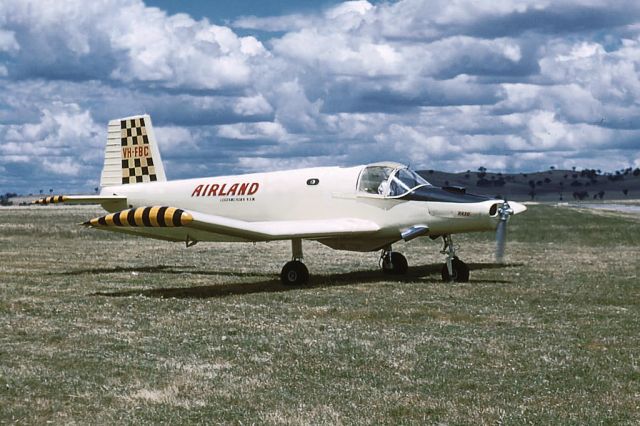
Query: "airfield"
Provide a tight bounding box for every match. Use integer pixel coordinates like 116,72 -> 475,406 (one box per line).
1,203 -> 639,423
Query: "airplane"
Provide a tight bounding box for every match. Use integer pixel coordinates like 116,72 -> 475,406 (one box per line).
34,114 -> 526,285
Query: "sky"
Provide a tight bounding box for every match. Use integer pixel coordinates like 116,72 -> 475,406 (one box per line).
1,0 -> 640,194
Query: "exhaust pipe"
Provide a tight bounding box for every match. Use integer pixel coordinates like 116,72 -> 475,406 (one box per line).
401,225 -> 429,242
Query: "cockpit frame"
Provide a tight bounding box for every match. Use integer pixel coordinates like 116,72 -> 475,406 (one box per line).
356,163 -> 431,199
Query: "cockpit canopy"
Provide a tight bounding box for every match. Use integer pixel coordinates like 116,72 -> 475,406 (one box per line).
357,162 -> 431,197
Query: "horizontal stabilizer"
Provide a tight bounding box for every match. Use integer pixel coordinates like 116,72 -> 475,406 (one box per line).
33,195 -> 128,205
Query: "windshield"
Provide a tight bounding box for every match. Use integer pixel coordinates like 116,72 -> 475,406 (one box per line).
358,165 -> 430,196
394,168 -> 429,192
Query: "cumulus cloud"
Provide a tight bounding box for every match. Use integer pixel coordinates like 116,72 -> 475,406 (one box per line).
232,94 -> 274,117
236,155 -> 345,174
0,0 -> 267,89
216,121 -> 300,143
109,10 -> 268,89
0,103 -> 100,154
1,0 -> 640,194
154,126 -> 197,152
0,102 -> 102,191
0,29 -> 19,52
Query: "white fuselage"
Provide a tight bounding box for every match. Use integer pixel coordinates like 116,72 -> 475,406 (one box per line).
100,165 -> 503,251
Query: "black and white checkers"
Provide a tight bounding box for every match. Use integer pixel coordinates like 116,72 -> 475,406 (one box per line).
120,117 -> 158,184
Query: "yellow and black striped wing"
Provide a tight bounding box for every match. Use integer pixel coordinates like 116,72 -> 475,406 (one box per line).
84,207 -> 380,242
32,194 -> 128,206
84,206 -> 193,228
33,195 -> 67,205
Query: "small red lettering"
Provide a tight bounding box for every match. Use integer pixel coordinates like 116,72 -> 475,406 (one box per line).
248,183 -> 259,195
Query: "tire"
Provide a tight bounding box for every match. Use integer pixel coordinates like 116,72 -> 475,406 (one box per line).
441,257 -> 470,282
280,260 -> 310,286
382,252 -> 409,275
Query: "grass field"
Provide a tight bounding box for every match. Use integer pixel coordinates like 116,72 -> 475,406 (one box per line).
1,204 -> 639,424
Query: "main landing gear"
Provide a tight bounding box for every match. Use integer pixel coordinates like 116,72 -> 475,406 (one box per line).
379,237 -> 469,282
440,234 -> 469,282
380,246 -> 408,275
281,238 -> 310,286
280,236 -> 469,285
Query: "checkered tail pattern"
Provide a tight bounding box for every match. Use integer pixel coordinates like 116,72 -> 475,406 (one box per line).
120,117 -> 158,184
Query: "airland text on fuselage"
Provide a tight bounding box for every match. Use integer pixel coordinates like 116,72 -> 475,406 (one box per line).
191,182 -> 259,202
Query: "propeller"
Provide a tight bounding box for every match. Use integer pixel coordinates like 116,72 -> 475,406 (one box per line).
495,200 -> 514,264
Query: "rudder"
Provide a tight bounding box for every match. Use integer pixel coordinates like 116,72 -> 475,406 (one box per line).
100,114 -> 167,187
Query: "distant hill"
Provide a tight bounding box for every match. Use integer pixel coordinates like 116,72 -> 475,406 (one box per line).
417,167 -> 640,201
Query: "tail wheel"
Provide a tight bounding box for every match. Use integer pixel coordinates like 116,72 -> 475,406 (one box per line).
441,257 -> 469,282
281,260 -> 309,286
382,252 -> 409,275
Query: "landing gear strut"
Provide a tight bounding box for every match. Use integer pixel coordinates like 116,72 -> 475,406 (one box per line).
440,235 -> 469,282
380,246 -> 408,275
281,238 -> 309,286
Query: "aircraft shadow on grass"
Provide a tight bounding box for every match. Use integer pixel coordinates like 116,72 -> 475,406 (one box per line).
88,263 -> 519,299
56,265 -> 273,278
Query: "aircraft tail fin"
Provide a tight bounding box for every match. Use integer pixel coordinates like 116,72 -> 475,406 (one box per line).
100,114 -> 167,187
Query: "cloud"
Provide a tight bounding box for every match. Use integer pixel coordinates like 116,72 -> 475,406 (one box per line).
0,0 -> 267,89
233,13 -> 311,33
0,102 -> 103,190
0,102 -> 100,154
232,94 -> 274,117
216,121 -> 299,143
235,155 -> 344,174
234,0 -> 373,33
109,10 -> 268,90
154,126 -> 197,152
374,0 -> 640,40
0,29 -> 19,52
1,0 -> 640,194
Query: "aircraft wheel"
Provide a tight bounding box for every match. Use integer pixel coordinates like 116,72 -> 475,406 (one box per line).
382,252 -> 408,275
281,260 -> 309,286
441,257 -> 469,282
